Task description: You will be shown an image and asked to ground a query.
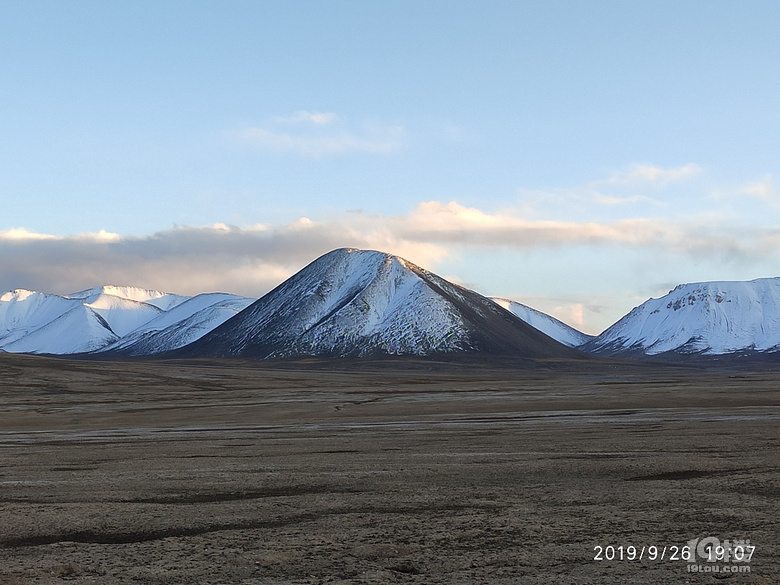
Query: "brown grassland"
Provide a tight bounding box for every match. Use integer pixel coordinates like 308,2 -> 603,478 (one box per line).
0,353 -> 778,584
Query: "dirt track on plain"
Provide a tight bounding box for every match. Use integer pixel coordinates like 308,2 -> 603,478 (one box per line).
0,354 -> 778,584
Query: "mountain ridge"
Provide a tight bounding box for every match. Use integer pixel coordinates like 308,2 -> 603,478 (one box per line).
0,285 -> 250,356
582,277 -> 780,356
2,249 -> 776,360
490,297 -> 594,348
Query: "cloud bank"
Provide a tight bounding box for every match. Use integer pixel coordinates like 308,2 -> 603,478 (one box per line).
3,199 -> 777,300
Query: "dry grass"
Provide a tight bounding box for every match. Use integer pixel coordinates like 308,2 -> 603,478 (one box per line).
0,354 -> 778,583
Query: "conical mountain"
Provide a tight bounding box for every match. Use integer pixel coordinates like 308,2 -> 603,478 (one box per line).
180,248 -> 581,360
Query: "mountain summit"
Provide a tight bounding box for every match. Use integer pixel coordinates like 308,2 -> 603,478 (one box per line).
180,248 -> 579,360
582,277 -> 780,355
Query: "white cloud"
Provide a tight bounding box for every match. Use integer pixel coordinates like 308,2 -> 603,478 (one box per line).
739,174 -> 774,201
290,217 -> 314,229
0,227 -> 57,241
401,200 -> 682,247
599,163 -> 702,186
237,112 -> 405,157
0,228 -> 120,242
591,193 -> 657,206
516,165 -> 694,220
240,127 -> 404,157
274,110 -> 338,125
73,229 -> 121,242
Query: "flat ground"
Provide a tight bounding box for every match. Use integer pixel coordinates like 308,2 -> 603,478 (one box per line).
0,354 -> 777,584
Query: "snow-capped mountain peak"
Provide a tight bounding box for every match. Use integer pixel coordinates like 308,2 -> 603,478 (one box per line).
66,285 -> 189,311
583,277 -> 780,355
181,248 -> 578,359
0,288 -> 40,302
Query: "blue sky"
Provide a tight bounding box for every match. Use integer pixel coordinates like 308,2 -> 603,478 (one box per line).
2,1 -> 779,333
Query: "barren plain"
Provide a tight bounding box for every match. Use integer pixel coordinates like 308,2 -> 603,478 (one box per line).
0,354 -> 778,584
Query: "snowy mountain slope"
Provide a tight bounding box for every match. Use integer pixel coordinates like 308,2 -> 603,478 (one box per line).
82,294 -> 163,337
0,290 -> 76,346
582,278 -> 780,355
2,304 -> 119,354
101,293 -> 253,355
0,285 -> 192,354
180,248 -> 580,359
490,298 -> 594,347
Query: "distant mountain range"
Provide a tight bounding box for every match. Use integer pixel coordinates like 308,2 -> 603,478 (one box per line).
0,286 -> 251,355
1,248 -> 778,360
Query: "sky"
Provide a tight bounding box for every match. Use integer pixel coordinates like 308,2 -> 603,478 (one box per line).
2,1 -> 779,334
